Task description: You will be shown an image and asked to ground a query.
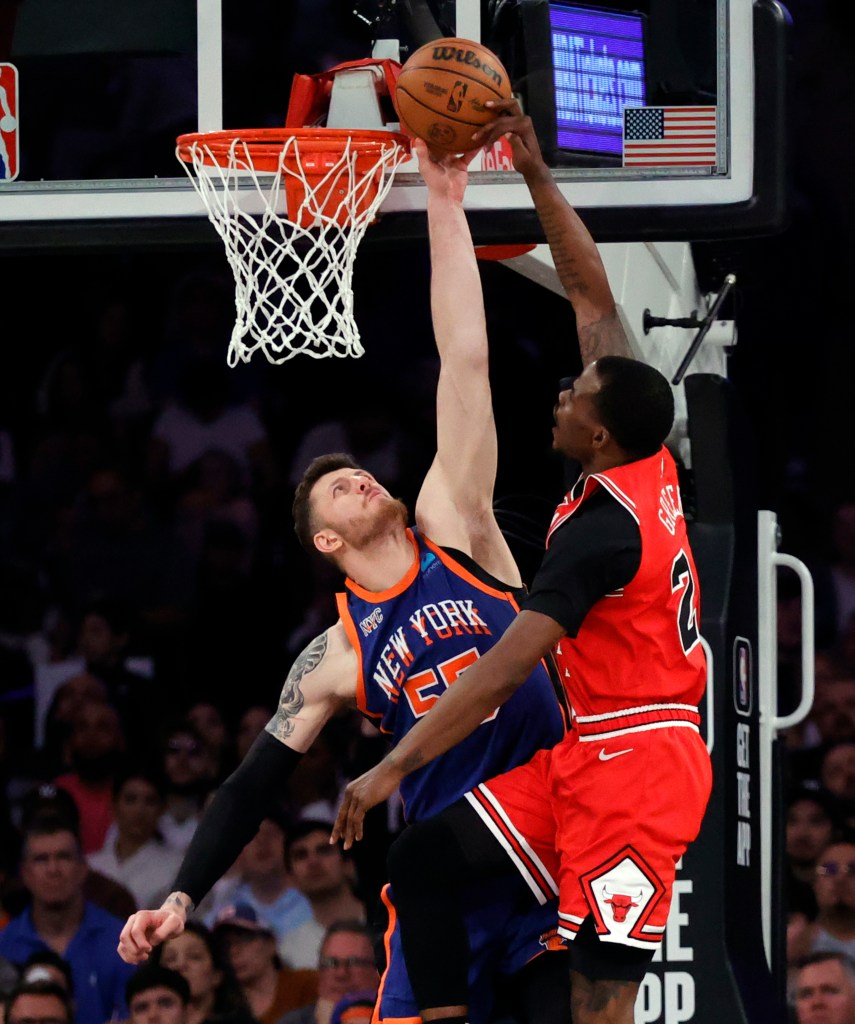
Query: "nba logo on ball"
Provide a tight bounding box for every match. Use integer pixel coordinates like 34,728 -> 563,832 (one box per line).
0,63 -> 19,181
733,637 -> 752,716
395,37 -> 513,155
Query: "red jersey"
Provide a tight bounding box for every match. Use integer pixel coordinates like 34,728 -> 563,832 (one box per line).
546,446 -> 706,724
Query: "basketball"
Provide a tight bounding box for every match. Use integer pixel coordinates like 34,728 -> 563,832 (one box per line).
395,37 -> 512,154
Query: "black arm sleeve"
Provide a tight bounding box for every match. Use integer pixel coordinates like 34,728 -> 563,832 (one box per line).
523,489 -> 641,637
171,730 -> 303,905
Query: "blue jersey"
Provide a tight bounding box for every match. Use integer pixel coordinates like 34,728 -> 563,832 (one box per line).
336,529 -> 569,822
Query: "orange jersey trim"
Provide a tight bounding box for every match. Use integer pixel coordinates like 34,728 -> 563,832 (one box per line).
372,884 -> 398,1024
345,530 -> 421,603
336,591 -> 379,721
421,534 -> 518,602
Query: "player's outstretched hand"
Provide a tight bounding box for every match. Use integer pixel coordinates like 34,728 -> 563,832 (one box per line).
472,98 -> 549,181
332,761 -> 403,850
414,138 -> 479,204
117,906 -> 185,963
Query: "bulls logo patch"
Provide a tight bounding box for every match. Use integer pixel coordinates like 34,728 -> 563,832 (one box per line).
580,846 -> 666,946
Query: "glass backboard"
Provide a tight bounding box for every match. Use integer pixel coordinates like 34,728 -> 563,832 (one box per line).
0,0 -> 788,249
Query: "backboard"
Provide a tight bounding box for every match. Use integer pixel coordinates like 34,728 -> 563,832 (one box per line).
0,0 -> 788,250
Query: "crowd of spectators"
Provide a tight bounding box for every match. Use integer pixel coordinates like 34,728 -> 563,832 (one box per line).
1,3 -> 855,1017
0,240 -> 574,1024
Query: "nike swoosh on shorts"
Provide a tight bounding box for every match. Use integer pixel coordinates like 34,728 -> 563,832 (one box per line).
598,747 -> 634,761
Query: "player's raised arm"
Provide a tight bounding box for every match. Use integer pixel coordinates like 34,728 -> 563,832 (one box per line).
473,99 -> 632,366
413,139 -> 519,583
117,625 -> 356,963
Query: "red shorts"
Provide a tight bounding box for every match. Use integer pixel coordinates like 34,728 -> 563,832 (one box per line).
467,721 -> 712,951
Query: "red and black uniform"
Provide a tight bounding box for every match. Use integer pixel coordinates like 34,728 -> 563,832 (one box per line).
470,447 -> 712,949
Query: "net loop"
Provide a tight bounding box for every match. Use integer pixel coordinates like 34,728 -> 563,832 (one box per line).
176,128 -> 411,365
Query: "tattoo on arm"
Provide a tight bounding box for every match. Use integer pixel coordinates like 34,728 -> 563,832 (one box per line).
165,892 -> 194,913
578,312 -> 632,365
397,749 -> 426,774
266,633 -> 328,741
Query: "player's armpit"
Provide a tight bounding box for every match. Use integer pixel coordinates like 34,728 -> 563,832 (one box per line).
265,622 -> 357,752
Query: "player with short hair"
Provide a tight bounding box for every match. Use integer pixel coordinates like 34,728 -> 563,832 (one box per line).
332,105 -> 713,1024
117,129 -> 632,1024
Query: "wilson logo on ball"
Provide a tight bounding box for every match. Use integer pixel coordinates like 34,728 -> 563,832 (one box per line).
429,45 -> 505,88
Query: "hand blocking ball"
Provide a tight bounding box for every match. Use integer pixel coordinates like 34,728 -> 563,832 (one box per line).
395,37 -> 512,154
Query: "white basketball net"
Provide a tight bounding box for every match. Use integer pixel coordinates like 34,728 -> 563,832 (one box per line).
177,133 -> 409,365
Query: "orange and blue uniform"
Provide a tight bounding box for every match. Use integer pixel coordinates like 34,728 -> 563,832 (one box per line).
337,528 -> 570,1022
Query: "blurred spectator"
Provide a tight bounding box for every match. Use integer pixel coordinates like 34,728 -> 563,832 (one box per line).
127,963 -> 191,1024
146,356 -> 277,504
0,815 -> 134,1024
788,788 -> 839,885
19,949 -> 73,995
153,920 -> 255,1024
279,922 -> 378,1024
181,521 -> 276,712
49,464 -> 195,646
830,504 -> 855,639
37,671 -> 107,774
88,764 -> 183,909
792,950 -> 855,1024
788,880 -> 819,994
278,822 -> 366,971
186,702 -> 234,784
820,744 -> 855,830
13,782 -> 136,921
4,979 -> 73,1024
175,451 -> 259,568
286,402 -> 406,498
0,955 -> 17,998
23,349 -> 114,555
801,655 -> 855,747
72,596 -> 159,756
842,613 -> 855,680
81,294 -> 153,461
790,657 -> 855,787
40,675 -> 109,779
282,562 -> 339,664
0,715 -> 23,927
213,903 -> 317,1024
810,840 -> 855,957
235,707 -> 274,764
205,817 -> 312,946
147,270 -> 260,409
53,697 -> 126,854
284,729 -> 346,826
0,561 -> 42,769
158,723 -> 216,853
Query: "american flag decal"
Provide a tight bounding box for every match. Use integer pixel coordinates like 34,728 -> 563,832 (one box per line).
622,106 -> 717,167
